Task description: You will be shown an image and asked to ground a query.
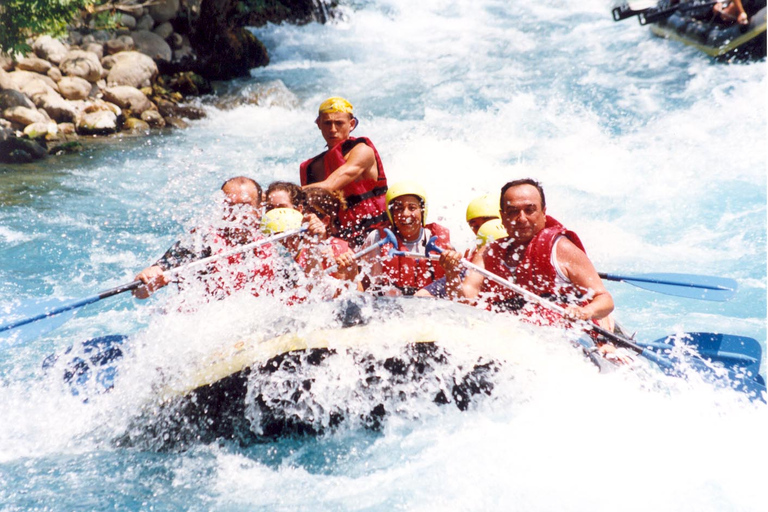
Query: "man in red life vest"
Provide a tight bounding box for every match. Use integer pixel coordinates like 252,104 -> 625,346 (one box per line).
441,179 -> 614,326
360,181 -> 453,296
300,97 -> 388,247
132,176 -> 270,299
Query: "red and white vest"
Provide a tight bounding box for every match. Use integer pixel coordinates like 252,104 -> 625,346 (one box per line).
377,223 -> 451,295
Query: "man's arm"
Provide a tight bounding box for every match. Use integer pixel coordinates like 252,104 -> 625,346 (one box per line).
304,144 -> 377,192
555,238 -> 614,320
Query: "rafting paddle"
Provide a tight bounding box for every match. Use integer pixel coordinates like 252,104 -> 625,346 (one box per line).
597,272 -> 737,301
0,228 -> 306,342
324,228 -> 398,274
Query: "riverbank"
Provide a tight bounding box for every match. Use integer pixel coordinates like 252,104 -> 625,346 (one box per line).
0,0 -> 332,164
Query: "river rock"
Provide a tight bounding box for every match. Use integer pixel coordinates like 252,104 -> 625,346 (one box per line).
59,76 -> 92,100
19,80 -> 76,123
32,36 -> 68,65
148,0 -> 180,23
156,98 -> 205,120
77,110 -> 118,135
105,51 -> 158,88
131,30 -> 172,63
136,14 -> 155,31
163,116 -> 188,129
3,106 -> 48,126
105,36 -> 134,55
17,57 -> 52,74
68,31 -> 84,46
119,13 -> 137,30
24,121 -> 57,140
8,70 -> 60,94
140,109 -> 165,127
47,66 -> 63,82
103,86 -> 153,114
58,122 -> 76,135
0,89 -> 36,111
0,127 -> 47,163
123,117 -> 150,133
153,22 -> 174,40
60,50 -> 104,83
83,42 -> 104,59
0,54 -> 13,71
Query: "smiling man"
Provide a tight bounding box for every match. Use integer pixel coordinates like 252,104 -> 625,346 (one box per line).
441,178 -> 614,324
300,97 -> 388,247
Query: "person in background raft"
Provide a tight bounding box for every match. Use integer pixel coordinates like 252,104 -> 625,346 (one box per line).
360,181 -> 453,296
300,97 -> 388,248
415,193 -> 507,298
713,0 -> 749,25
440,178 -> 615,331
133,176 -> 272,300
265,181 -> 305,212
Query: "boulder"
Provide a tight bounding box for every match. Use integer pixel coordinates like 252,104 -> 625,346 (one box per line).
83,43 -> 105,60
19,81 -> 76,123
0,127 -> 48,163
130,30 -> 172,63
32,35 -> 68,64
164,116 -> 188,129
3,106 -> 48,126
157,98 -> 205,120
8,70 -> 60,94
58,76 -> 93,100
77,110 -> 118,135
148,0 -> 180,23
17,57 -> 52,74
23,121 -> 57,140
47,67 -> 63,82
105,35 -> 134,55
60,50 -> 104,83
141,109 -> 165,127
153,22 -> 174,40
58,122 -> 76,135
68,31 -> 84,46
136,14 -> 155,31
119,14 -> 137,30
103,85 -> 153,114
123,117 -> 150,133
106,51 -> 158,88
0,54 -> 14,71
0,68 -> 15,91
0,89 -> 36,111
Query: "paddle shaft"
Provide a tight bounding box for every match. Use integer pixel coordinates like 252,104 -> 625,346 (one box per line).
597,272 -> 731,292
0,228 -> 305,333
324,229 -> 398,274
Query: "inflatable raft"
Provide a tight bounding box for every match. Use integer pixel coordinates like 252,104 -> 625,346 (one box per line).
613,1 -> 767,59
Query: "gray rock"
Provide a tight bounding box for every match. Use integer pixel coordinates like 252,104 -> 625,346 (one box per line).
105,35 -> 135,55
153,22 -> 174,40
164,116 -> 188,129
141,109 -> 165,127
170,33 -> 184,49
68,31 -> 84,46
130,30 -> 172,63
83,42 -> 104,59
106,51 -> 158,88
82,35 -> 96,45
38,93 -> 77,123
77,110 -> 118,135
103,85 -> 153,114
148,0 -> 180,24
17,57 -> 52,74
119,13 -> 137,30
0,126 -> 48,163
157,99 -> 205,120
60,50 -> 104,83
58,76 -> 92,100
0,89 -> 35,111
117,3 -> 144,18
3,106 -> 48,126
32,35 -> 68,64
92,30 -> 112,42
136,14 -> 155,31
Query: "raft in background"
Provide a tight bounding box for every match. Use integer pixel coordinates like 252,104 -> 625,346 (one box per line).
613,2 -> 767,59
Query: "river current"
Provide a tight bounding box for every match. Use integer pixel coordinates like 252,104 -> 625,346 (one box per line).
1,0 -> 766,510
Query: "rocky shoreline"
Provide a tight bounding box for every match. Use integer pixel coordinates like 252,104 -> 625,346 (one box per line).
0,0 -> 333,165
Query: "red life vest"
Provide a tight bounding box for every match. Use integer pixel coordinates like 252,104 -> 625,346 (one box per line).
203,232 -> 276,299
295,236 -> 350,276
377,223 -> 451,295
481,216 -> 588,325
300,137 -> 388,244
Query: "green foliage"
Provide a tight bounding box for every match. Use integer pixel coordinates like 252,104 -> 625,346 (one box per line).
0,0 -> 94,55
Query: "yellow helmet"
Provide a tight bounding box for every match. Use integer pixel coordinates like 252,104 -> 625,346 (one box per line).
385,180 -> 428,224
476,218 -> 508,246
260,208 -> 303,235
318,97 -> 354,115
466,193 -> 501,222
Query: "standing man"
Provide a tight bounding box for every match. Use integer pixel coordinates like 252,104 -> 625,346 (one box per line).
441,179 -> 614,326
300,97 -> 388,247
